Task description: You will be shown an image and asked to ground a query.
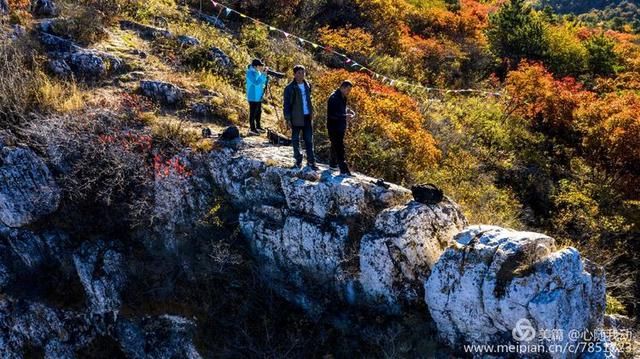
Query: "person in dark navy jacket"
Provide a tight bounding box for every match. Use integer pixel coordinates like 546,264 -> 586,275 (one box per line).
326,80 -> 355,176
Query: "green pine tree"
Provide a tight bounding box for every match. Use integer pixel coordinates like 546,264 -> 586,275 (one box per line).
486,0 -> 549,67
585,33 -> 619,76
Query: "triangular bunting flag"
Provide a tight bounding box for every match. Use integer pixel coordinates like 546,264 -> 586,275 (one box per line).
224,8 -> 231,16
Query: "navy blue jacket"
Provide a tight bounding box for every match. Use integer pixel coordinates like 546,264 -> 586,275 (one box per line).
327,89 -> 348,132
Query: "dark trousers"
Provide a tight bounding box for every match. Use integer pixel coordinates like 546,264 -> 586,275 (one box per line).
248,101 -> 262,131
328,127 -> 347,171
291,115 -> 315,164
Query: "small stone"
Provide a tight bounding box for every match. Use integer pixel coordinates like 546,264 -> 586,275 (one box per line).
177,35 -> 200,47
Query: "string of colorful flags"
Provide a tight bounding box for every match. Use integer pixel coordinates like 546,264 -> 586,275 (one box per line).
209,0 -> 504,98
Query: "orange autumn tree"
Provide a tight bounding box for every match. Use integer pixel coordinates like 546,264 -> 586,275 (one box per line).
575,92 -> 640,196
505,61 -> 595,139
314,69 -> 440,184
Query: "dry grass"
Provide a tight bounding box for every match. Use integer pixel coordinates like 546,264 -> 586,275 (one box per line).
36,75 -> 86,113
0,40 -> 40,129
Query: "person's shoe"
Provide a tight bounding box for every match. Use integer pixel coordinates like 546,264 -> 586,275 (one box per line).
248,129 -> 258,136
256,127 -> 266,133
329,164 -> 339,171
308,163 -> 320,171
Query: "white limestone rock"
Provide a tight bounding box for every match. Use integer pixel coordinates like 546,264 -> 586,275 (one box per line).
359,200 -> 467,312
207,137 -> 467,313
425,225 -> 606,358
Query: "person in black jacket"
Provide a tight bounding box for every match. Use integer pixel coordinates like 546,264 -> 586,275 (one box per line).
327,80 -> 355,176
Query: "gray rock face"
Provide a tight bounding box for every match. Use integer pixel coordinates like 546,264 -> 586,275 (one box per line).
0,297 -> 202,358
0,298 -> 98,358
32,0 -> 58,17
115,315 -> 202,359
0,144 -> 60,228
73,240 -> 126,314
153,152 -> 213,251
140,80 -> 185,106
424,226 -> 606,358
207,138 -> 467,313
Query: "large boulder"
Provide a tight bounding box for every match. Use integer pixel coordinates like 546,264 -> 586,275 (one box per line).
207,137 -> 467,314
425,226 -> 606,358
140,80 -> 185,106
0,144 -> 60,228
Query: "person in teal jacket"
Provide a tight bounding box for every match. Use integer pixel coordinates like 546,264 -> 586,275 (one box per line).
245,59 -> 269,133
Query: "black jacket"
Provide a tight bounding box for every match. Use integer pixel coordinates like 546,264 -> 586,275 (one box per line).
327,89 -> 348,132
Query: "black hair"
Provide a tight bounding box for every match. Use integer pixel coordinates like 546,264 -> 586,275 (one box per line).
340,80 -> 354,88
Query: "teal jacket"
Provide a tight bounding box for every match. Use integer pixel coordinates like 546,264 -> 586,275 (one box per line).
245,66 -> 268,102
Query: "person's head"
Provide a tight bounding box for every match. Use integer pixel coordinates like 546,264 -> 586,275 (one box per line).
251,58 -> 265,72
293,65 -> 306,83
340,80 -> 354,97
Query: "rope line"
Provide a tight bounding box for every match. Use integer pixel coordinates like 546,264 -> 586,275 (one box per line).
209,0 -> 504,98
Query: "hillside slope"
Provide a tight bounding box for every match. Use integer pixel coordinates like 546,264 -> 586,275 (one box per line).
1,0 -> 639,357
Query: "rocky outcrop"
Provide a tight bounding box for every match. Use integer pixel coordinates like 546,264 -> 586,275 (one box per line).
152,151 -> 214,251
140,80 -> 185,106
39,32 -> 125,79
115,315 -> 202,359
425,226 -> 607,358
359,201 -> 465,310
193,10 -> 226,29
120,20 -> 172,40
207,138 -> 467,314
0,297 -> 202,358
0,141 -> 60,228
32,0 -> 58,17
